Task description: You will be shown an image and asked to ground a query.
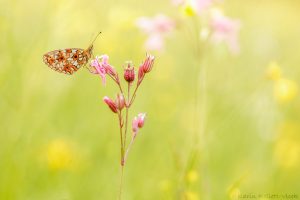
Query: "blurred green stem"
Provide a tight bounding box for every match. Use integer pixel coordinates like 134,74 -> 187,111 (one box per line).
178,15 -> 210,199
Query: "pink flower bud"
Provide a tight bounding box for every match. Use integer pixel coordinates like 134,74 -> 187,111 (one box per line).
103,96 -> 118,113
115,93 -> 125,110
137,113 -> 146,128
132,113 -> 146,137
124,62 -> 135,83
142,54 -> 155,73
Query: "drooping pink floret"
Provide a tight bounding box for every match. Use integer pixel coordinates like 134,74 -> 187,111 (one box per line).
132,113 -> 146,137
103,96 -> 118,113
137,113 -> 146,128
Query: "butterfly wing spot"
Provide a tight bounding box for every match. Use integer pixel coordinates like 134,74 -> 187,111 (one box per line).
56,51 -> 66,62
63,63 -> 78,75
44,54 -> 55,65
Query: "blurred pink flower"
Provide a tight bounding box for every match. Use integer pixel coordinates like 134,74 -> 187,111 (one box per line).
132,113 -> 146,137
145,34 -> 164,52
193,0 -> 212,13
136,14 -> 175,51
211,11 -> 241,54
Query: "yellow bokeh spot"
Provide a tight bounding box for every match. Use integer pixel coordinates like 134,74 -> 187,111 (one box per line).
184,191 -> 199,200
273,78 -> 298,103
228,188 -> 241,200
186,170 -> 199,183
46,139 -> 76,171
182,4 -> 197,17
274,138 -> 300,168
266,62 -> 281,80
159,179 -> 172,192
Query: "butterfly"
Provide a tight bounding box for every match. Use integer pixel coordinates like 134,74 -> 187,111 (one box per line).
43,32 -> 101,75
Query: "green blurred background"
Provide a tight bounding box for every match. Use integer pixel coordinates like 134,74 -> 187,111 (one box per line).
1,0 -> 300,199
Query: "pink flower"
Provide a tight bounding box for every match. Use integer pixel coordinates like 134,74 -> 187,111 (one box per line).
103,96 -> 118,113
136,14 -> 175,51
90,56 -> 107,85
141,54 -> 155,73
132,113 -> 146,137
115,93 -> 125,110
137,54 -> 155,85
137,113 -> 146,128
192,0 -> 212,14
210,10 -> 241,54
100,55 -> 118,78
144,34 -> 164,52
90,55 -> 118,85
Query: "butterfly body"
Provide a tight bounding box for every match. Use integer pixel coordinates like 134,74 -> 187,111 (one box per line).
43,45 -> 93,75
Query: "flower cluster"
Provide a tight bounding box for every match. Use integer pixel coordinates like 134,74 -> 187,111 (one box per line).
136,1 -> 241,54
89,53 -> 155,166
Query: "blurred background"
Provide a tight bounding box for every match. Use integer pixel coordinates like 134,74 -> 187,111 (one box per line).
1,0 -> 300,199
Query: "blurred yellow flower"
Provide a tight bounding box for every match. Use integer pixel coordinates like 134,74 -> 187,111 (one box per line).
266,62 -> 281,80
186,169 -> 199,183
159,179 -> 172,192
184,191 -> 199,200
46,139 -> 76,171
273,78 -> 298,103
228,188 -> 240,200
274,122 -> 300,169
274,138 -> 300,168
182,4 -> 197,17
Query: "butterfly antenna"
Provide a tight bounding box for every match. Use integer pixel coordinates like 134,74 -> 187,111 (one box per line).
90,31 -> 102,45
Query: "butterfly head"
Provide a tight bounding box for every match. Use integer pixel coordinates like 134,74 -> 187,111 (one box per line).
84,32 -> 101,59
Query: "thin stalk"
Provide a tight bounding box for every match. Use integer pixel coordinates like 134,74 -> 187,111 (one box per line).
118,111 -> 124,165
124,136 -> 135,163
123,82 -> 130,149
128,84 -> 140,106
118,110 -> 125,200
119,165 -> 124,200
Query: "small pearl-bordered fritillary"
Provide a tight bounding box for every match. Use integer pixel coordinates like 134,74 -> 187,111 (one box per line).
43,32 -> 101,75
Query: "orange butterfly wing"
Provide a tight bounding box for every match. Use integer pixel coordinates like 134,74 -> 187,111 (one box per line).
43,48 -> 89,75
